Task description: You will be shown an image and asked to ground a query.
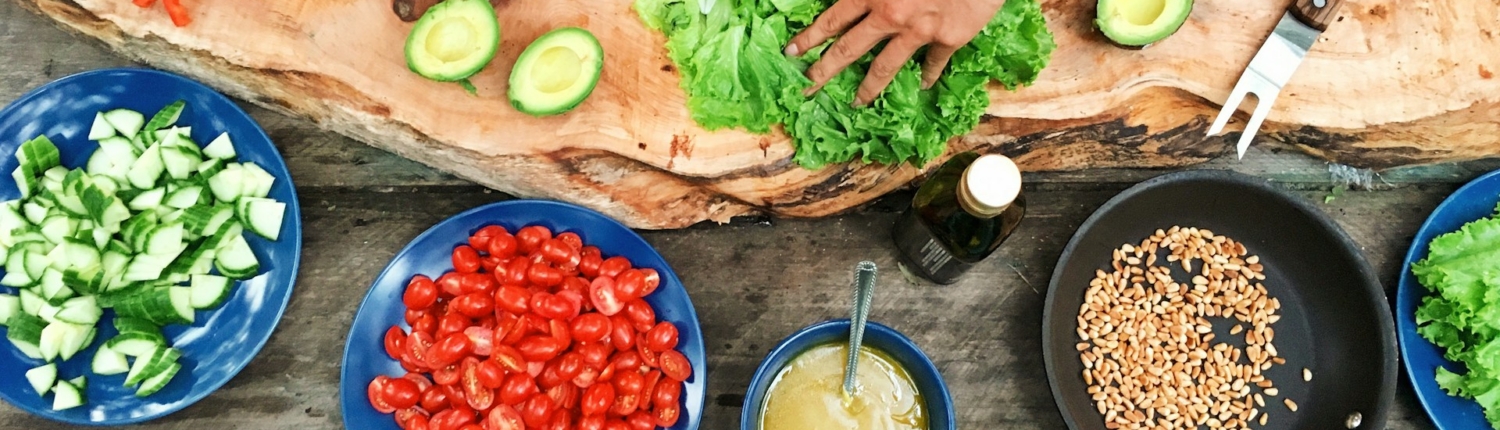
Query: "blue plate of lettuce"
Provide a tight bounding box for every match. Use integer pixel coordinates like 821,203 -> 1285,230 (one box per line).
1398,169 -> 1500,430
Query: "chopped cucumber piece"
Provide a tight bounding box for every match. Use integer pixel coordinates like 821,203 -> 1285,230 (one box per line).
124,345 -> 163,386
164,185 -> 203,209
144,222 -> 184,256
38,321 -> 73,361
126,144 -> 164,190
102,109 -> 146,139
142,101 -> 185,135
18,289 -> 44,315
51,380 -> 84,410
238,198 -> 286,241
128,188 -> 166,211
168,287 -> 195,324
161,145 -> 200,180
189,274 -> 231,309
106,333 -> 165,357
0,294 -> 18,325
91,344 -> 129,377
25,363 -> 56,395
55,296 -> 102,325
38,268 -> 73,302
202,133 -> 235,159
87,112 -> 116,140
134,362 -> 180,397
241,163 -> 275,198
58,324 -> 94,361
213,234 -> 259,279
123,254 -> 175,282
206,163 -> 244,202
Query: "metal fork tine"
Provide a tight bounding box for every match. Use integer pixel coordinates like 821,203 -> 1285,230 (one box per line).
1236,90 -> 1280,159
1207,84 -> 1250,137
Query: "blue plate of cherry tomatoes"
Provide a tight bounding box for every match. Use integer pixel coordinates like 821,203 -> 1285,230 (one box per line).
340,200 -> 705,429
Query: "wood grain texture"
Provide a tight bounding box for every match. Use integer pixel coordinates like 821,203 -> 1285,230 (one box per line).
10,0 -> 1500,229
0,5 -> 1484,428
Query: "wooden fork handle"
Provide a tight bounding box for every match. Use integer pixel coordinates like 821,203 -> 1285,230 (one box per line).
1289,0 -> 1347,32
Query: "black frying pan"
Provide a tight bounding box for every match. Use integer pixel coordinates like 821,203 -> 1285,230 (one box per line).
1042,170 -> 1397,429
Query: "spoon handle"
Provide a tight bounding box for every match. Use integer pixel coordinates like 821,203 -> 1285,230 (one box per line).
844,261 -> 878,396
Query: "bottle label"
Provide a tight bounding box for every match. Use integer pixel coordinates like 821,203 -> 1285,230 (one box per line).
892,210 -> 974,285
917,239 -> 954,273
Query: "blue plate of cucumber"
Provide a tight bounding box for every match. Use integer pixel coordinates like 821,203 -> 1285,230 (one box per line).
0,68 -> 302,425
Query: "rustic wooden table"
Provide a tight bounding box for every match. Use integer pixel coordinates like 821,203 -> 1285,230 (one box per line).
2,2 -> 1497,429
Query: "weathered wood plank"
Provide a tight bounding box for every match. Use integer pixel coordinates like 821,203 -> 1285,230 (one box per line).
9,0 -> 1500,228
3,0 -> 1493,193
0,183 -> 1459,429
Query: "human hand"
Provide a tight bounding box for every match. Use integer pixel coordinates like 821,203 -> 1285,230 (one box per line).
784,0 -> 1006,107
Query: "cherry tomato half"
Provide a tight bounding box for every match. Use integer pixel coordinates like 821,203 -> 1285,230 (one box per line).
520,392 -> 555,428
368,375 -> 397,413
500,372 -> 540,406
486,404 -> 525,430
581,382 -> 615,417
385,326 -> 407,359
659,350 -> 691,382
590,277 -> 625,316
638,268 -> 661,297
516,226 -> 552,255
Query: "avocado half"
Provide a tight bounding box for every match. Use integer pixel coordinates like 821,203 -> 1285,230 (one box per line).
404,0 -> 501,82
1096,0 -> 1193,47
508,27 -> 604,117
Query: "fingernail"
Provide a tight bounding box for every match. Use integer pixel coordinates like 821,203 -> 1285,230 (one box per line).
921,79 -> 935,90
784,43 -> 799,56
851,99 -> 866,108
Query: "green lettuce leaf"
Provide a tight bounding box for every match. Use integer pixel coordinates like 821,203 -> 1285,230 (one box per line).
634,0 -> 1054,169
1413,198 -> 1500,428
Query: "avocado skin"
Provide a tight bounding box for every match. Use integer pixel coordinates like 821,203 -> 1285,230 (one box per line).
405,0 -> 501,82
1095,0 -> 1194,48
508,28 -> 605,117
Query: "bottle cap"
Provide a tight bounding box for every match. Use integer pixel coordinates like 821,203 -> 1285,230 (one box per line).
958,154 -> 1022,218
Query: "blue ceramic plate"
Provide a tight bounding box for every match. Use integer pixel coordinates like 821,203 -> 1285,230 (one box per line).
0,68 -> 303,424
1398,169 -> 1500,429
340,200 -> 706,429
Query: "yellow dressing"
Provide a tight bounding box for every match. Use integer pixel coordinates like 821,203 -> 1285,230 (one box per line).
760,344 -> 926,430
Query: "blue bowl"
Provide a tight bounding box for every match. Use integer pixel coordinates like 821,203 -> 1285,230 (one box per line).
340,199 -> 707,429
741,319 -> 955,430
0,68 -> 303,425
1397,169 -> 1500,429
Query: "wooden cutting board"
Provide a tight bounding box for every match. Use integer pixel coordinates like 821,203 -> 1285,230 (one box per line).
13,0 -> 1500,229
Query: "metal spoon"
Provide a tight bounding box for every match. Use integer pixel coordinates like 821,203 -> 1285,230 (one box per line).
843,261 -> 878,398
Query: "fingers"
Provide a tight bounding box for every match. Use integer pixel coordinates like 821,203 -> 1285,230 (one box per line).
785,0 -> 867,56
803,22 -> 892,94
854,35 -> 924,107
921,44 -> 958,89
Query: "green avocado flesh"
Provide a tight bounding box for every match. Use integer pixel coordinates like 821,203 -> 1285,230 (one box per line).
1096,0 -> 1192,47
405,0 -> 501,82
508,27 -> 604,117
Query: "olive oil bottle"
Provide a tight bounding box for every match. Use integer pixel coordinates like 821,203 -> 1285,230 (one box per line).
892,152 -> 1026,284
